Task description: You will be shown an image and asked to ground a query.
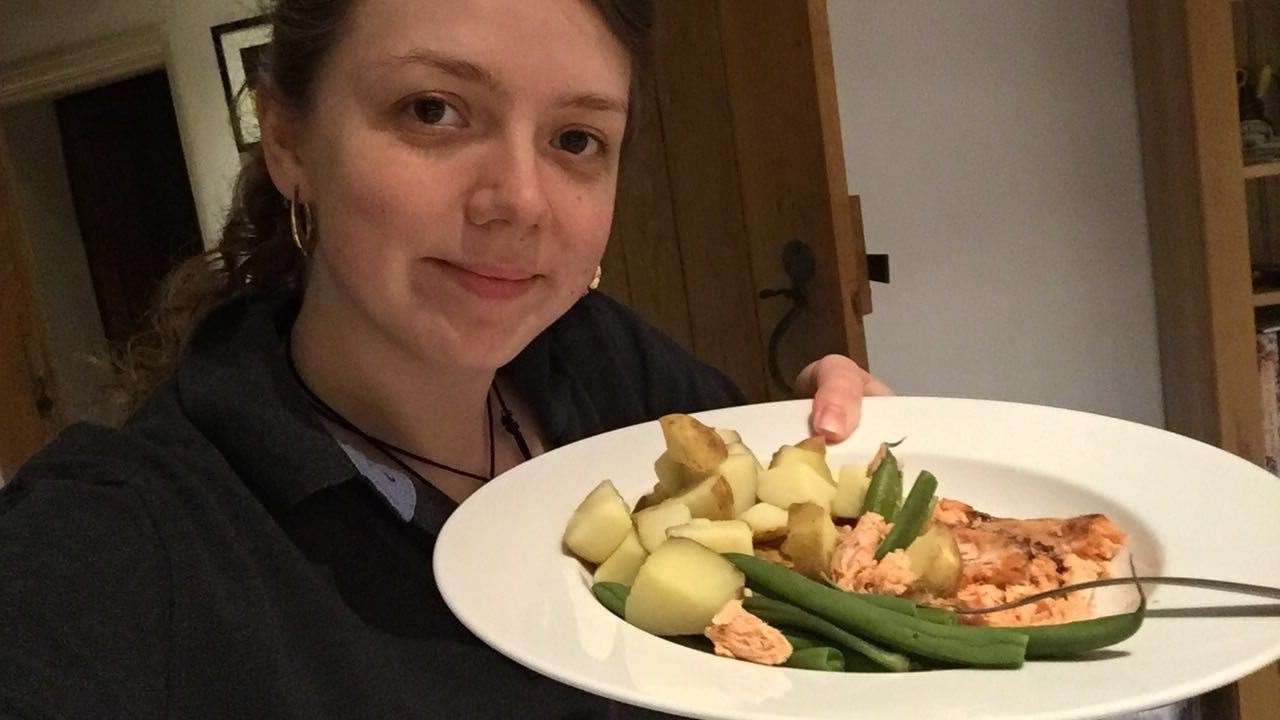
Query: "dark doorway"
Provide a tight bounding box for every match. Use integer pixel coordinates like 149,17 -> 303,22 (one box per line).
55,70 -> 202,344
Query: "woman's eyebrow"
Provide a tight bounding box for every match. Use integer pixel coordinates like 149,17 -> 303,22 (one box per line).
388,48 -> 499,91
557,93 -> 628,116
383,48 -> 626,116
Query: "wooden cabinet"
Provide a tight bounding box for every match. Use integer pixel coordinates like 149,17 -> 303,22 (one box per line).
1130,1 -> 1280,717
603,0 -> 871,402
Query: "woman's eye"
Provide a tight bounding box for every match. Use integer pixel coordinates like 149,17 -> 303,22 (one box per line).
554,129 -> 604,156
409,96 -> 462,126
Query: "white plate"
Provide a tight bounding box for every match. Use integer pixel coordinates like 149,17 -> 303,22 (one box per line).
434,397 -> 1280,720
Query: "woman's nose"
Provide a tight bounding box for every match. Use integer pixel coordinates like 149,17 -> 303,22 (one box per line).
464,138 -> 551,235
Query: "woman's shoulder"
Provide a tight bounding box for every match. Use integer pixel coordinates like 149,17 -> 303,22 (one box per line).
15,383 -> 211,492
542,291 -> 747,418
5,421 -> 160,523
5,378 -> 233,545
554,290 -> 691,361
1,421 -> 173,719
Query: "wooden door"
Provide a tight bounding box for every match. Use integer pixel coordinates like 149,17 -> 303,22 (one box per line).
603,0 -> 871,402
0,118 -> 62,480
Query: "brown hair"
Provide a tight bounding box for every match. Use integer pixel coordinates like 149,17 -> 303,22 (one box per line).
113,0 -> 652,413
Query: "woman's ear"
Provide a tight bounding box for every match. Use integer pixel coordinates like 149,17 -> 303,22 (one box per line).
255,85 -> 309,199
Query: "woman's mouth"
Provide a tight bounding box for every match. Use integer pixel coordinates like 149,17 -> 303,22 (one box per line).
431,259 -> 539,300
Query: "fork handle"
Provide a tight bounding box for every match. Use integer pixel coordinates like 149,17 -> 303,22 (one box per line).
953,576 -> 1280,615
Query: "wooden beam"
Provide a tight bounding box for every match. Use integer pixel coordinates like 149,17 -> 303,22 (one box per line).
1130,0 -> 1263,461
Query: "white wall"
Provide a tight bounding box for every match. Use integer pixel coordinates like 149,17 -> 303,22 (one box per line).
828,0 -> 1165,427
1,0 -> 260,245
2,101 -> 114,424
161,0 -> 262,245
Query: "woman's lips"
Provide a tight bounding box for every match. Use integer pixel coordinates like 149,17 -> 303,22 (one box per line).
431,259 -> 538,300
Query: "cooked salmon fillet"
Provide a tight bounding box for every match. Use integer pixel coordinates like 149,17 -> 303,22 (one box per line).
703,599 -> 792,665
938,501 -> 1125,626
829,512 -> 920,595
825,499 -> 1127,627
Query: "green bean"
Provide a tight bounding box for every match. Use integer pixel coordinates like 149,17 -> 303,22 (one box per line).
780,631 -> 890,672
876,471 -> 938,559
1020,589 -> 1146,658
861,445 -> 903,520
858,593 -> 916,615
591,581 -> 629,619
743,595 -> 912,671
783,647 -> 845,671
782,632 -> 827,650
728,553 -> 1028,668
915,606 -> 959,625
924,497 -> 940,526
782,627 -> 891,671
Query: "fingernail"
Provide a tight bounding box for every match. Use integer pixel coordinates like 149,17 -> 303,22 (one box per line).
814,407 -> 846,439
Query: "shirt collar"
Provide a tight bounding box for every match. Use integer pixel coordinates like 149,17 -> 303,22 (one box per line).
174,287 -> 576,513
176,288 -> 356,511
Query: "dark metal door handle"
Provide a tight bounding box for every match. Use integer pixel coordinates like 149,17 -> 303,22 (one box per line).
759,240 -> 816,396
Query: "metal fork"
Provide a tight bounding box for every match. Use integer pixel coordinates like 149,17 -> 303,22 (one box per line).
953,575 -> 1280,615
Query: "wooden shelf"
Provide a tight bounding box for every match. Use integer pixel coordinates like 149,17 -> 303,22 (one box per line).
1244,161 -> 1280,180
1255,286 -> 1280,308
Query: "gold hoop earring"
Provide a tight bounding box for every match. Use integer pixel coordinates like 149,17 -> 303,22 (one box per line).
589,265 -> 602,290
290,186 -> 313,257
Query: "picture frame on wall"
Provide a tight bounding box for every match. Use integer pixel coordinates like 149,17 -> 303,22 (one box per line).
212,16 -> 272,153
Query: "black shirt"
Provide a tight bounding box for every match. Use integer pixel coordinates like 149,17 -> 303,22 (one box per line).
0,289 -> 744,720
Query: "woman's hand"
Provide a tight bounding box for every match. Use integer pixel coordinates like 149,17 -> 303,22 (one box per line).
795,354 -> 894,444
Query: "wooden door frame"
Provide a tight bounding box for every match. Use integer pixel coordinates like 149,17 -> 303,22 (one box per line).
0,26 -> 167,477
1129,1 -> 1280,716
0,27 -> 167,107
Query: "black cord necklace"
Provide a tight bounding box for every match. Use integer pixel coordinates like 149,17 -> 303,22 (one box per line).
285,341 -> 532,484
492,383 -> 533,461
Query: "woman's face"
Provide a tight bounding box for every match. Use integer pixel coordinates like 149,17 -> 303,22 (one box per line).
276,0 -> 631,370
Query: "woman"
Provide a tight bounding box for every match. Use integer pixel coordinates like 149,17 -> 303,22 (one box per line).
0,0 -> 889,717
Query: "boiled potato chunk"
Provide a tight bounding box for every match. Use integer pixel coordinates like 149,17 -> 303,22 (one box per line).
625,537 -> 745,636
669,475 -> 734,521
738,502 -> 789,543
666,519 -> 754,555
780,502 -> 838,579
831,464 -> 871,519
795,436 -> 827,455
659,414 -> 728,475
654,451 -> 689,494
636,451 -> 703,511
726,442 -> 752,457
905,524 -> 964,595
593,529 -> 648,585
717,452 -> 760,517
562,480 -> 633,563
756,464 -> 837,513
770,445 -> 835,486
714,427 -> 743,445
634,500 -> 693,552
